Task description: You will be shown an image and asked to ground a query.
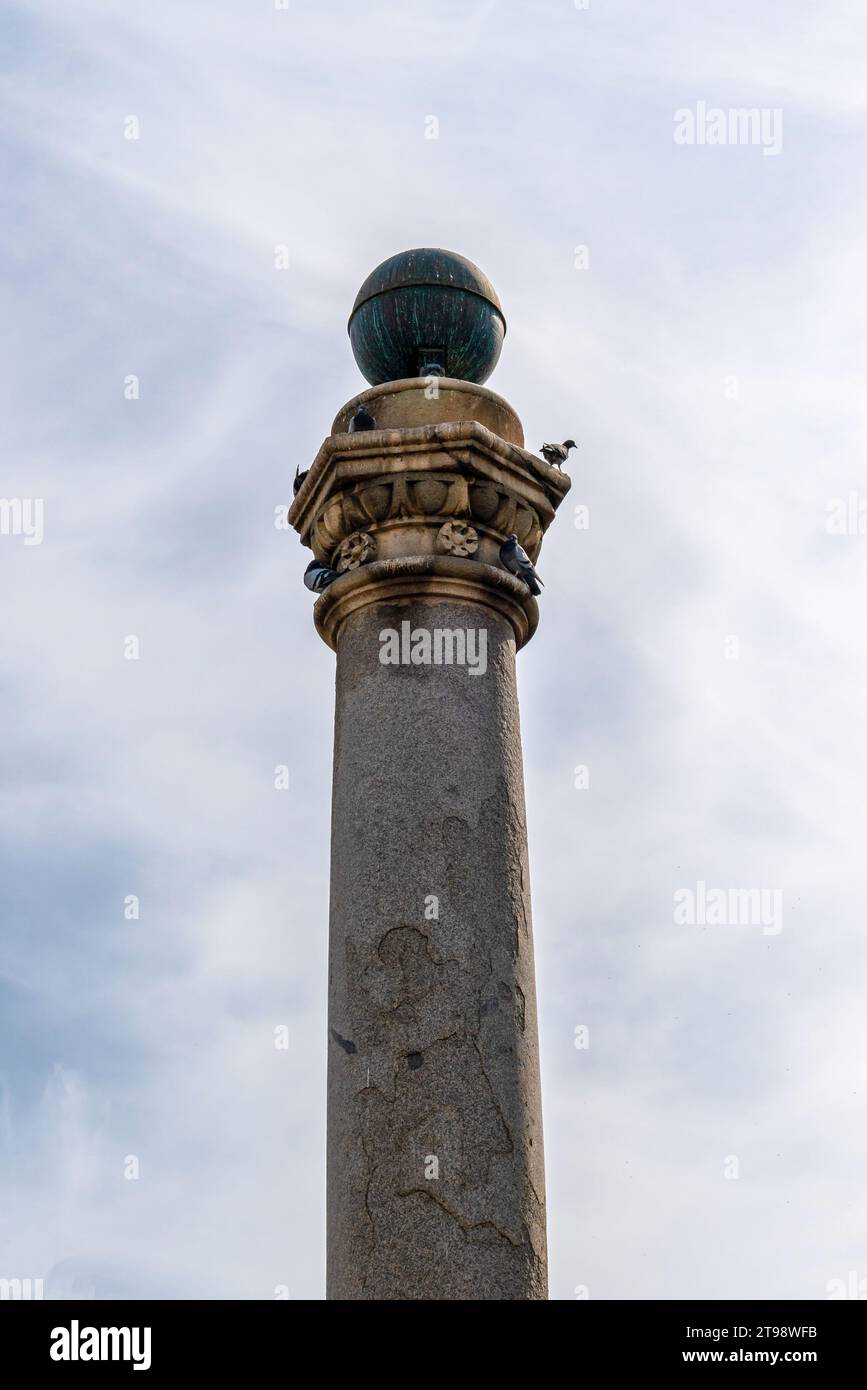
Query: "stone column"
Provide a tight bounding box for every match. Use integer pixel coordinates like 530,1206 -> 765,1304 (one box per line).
289,379 -> 569,1300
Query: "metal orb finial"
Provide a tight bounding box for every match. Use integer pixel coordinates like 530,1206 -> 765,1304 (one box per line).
348,248 -> 506,387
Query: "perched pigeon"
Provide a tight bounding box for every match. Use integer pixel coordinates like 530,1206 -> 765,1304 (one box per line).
540,439 -> 577,469
293,466 -> 308,496
500,533 -> 543,596
304,558 -> 339,593
349,403 -> 376,433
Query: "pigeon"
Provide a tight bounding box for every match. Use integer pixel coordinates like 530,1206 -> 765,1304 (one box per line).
540,439 -> 577,470
349,403 -> 376,433
304,558 -> 340,593
500,533 -> 543,596
293,466 -> 308,496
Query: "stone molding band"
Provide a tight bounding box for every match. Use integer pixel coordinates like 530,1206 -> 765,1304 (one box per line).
313,555 -> 539,652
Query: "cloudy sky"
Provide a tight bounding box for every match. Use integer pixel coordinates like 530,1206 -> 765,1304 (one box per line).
2,0 -> 866,1300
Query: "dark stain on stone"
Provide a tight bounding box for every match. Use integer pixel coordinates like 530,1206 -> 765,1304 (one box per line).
407,1052 -> 424,1070
331,1028 -> 357,1054
515,984 -> 526,1032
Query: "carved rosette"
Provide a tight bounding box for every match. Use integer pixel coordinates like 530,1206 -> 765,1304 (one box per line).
334,530 -> 377,573
436,519 -> 478,557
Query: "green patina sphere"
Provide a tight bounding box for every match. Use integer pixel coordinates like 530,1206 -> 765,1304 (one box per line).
348,248 -> 506,386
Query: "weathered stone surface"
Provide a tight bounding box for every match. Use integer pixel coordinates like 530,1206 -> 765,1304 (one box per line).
325,595 -> 547,1299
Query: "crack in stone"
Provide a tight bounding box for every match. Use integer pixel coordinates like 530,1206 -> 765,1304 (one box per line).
376,922 -> 453,966
396,1185 -> 522,1249
468,1038 -> 515,1189
359,1130 -> 378,1292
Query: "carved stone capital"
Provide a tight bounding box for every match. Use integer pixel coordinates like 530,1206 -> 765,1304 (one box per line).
288,410 -> 569,649
290,420 -> 569,561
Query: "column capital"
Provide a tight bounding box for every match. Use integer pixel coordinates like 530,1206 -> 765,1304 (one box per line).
288,404 -> 570,651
